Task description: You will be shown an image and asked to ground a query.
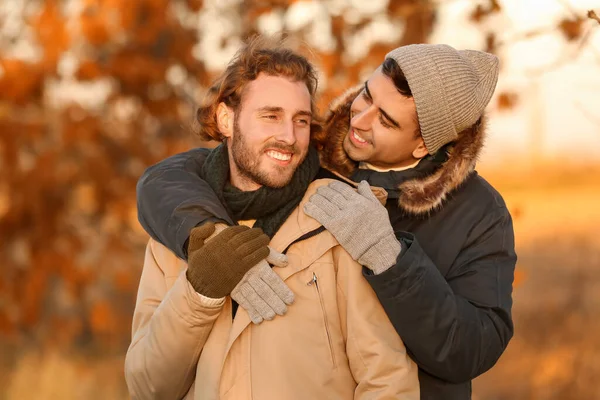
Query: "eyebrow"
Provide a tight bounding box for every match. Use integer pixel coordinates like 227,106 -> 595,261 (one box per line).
294,110 -> 312,118
257,106 -> 283,113
363,81 -> 401,129
257,106 -> 312,118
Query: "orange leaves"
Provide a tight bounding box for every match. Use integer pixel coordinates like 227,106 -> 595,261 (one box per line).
469,6 -> 487,23
145,93 -> 182,119
71,184 -> 100,216
558,17 -> 585,41
0,309 -> 16,335
387,0 -> 428,20
119,0 -> 170,46
497,92 -> 519,111
107,50 -> 169,91
0,59 -> 44,103
89,299 -> 117,336
0,183 -> 10,219
166,25 -> 200,71
60,106 -> 102,146
186,0 -> 204,12
75,60 -> 106,81
79,1 -> 115,46
113,269 -> 136,292
469,0 -> 502,23
20,266 -> 49,329
245,5 -> 274,25
50,315 -> 85,347
485,33 -> 497,54
30,0 -> 70,72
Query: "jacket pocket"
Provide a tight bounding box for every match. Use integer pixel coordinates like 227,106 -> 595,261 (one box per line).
307,272 -> 337,368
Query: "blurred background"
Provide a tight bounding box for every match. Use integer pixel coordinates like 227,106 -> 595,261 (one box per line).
1,0 -> 599,399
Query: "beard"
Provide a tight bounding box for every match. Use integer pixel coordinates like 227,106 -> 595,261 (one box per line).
230,119 -> 306,188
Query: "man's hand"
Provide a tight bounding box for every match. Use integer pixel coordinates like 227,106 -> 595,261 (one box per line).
232,247 -> 295,324
304,180 -> 401,275
186,222 -> 270,298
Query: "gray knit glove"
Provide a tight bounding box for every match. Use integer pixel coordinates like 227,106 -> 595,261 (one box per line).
231,247 -> 295,324
304,180 -> 401,275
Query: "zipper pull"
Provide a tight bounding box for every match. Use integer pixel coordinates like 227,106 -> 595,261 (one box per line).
307,272 -> 317,286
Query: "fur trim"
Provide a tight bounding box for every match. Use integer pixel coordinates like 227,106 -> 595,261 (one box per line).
312,85 -> 362,177
315,86 -> 487,215
398,117 -> 486,215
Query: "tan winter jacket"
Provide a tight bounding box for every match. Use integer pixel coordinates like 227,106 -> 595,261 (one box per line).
125,179 -> 419,400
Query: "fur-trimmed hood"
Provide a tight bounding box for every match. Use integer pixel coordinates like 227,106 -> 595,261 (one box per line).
312,86 -> 487,216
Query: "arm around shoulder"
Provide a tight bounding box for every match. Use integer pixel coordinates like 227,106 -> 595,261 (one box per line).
364,207 -> 516,383
136,148 -> 233,260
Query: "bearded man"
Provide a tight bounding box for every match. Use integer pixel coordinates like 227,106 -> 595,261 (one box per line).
125,37 -> 419,400
135,43 -> 516,399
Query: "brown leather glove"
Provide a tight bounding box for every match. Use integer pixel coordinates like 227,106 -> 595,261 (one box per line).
185,222 -> 270,298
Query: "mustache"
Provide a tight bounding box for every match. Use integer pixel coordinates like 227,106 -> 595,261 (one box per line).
262,142 -> 298,155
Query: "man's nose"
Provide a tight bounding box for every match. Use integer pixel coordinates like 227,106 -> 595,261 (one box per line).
351,106 -> 375,132
274,119 -> 297,145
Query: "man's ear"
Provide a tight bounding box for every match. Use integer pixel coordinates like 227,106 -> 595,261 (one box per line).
412,137 -> 429,159
216,102 -> 234,138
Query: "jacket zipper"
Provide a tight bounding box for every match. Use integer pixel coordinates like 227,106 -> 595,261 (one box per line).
307,272 -> 337,368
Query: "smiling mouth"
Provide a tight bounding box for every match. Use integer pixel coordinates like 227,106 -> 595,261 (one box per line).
265,149 -> 293,164
349,129 -> 369,146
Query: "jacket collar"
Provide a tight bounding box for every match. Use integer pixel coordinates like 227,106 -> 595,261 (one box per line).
223,177 -> 390,366
313,86 -> 487,215
224,179 -> 341,358
268,179 -> 334,254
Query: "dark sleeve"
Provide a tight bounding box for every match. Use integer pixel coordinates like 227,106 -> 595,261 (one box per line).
364,207 -> 516,383
136,148 -> 234,260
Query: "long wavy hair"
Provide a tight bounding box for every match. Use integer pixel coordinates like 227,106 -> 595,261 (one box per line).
196,36 -> 320,141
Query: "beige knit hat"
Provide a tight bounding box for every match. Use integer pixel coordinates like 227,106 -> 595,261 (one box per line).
385,44 -> 499,154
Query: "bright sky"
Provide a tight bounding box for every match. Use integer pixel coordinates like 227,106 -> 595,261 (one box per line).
430,0 -> 600,165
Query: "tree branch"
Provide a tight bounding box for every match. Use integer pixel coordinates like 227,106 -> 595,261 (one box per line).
522,25 -> 596,78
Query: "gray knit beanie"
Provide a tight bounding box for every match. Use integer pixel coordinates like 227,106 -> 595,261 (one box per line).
385,44 -> 499,154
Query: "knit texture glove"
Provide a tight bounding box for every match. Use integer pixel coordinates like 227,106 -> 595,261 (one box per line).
186,222 -> 270,298
304,180 -> 401,275
231,247 -> 294,324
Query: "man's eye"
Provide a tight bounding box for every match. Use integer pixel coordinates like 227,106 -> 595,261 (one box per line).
379,114 -> 393,128
264,115 -> 278,120
296,119 -> 309,125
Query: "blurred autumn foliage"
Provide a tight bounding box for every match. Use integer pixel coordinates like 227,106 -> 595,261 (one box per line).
1,0 -> 599,399
0,0 -> 441,352
1,0 -> 203,351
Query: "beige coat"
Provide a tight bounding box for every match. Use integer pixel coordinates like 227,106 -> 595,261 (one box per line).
125,179 -> 419,400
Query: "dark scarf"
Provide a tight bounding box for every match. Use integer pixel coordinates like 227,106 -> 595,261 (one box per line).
201,144 -> 321,237
349,144 -> 450,199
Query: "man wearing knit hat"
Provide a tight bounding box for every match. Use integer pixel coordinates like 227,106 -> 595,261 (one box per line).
136,43 -> 516,399
126,38 -> 420,399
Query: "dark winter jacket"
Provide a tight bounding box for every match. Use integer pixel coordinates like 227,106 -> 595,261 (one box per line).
136,88 -> 516,400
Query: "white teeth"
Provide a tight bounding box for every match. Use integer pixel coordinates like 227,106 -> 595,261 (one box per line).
353,131 -> 367,143
266,150 -> 292,161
